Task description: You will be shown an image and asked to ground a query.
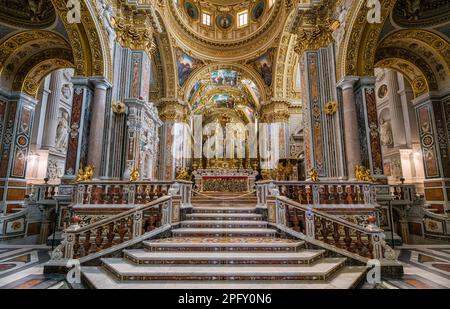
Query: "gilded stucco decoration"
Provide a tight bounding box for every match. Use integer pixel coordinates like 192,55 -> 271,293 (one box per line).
50,0 -> 111,80
163,0 -> 290,61
0,30 -> 74,95
337,0 -> 396,79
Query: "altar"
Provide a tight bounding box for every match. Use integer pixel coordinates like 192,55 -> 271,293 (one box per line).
192,168 -> 258,192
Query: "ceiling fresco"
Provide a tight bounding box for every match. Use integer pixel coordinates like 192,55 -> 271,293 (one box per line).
0,0 -> 56,28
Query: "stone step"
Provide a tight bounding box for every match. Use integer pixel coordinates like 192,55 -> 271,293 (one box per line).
123,249 -> 325,265
191,207 -> 256,214
144,238 -> 304,252
82,265 -> 367,289
100,257 -> 347,281
185,213 -> 262,221
172,228 -> 277,237
181,220 -> 267,228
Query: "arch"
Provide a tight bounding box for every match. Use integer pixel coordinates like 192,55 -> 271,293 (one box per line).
273,9 -> 300,99
337,0 -> 396,79
182,63 -> 268,105
153,9 -> 178,99
50,0 -> 112,80
375,29 -> 450,92
0,30 -> 74,97
375,58 -> 430,98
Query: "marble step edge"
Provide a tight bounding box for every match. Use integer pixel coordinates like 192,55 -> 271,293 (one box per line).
100,257 -> 347,281
81,265 -> 367,289
123,249 -> 325,265
143,239 -> 305,249
180,221 -> 267,228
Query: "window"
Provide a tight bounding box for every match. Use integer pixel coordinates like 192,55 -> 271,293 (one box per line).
238,10 -> 248,27
202,13 -> 211,26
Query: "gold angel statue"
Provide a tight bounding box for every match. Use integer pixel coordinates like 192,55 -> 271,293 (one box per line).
129,167 -> 140,182
309,169 -> 319,182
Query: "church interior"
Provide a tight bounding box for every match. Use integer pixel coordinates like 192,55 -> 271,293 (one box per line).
0,0 -> 449,290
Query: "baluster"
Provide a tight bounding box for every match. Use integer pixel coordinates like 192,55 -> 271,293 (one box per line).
332,223 -> 341,247
149,208 -> 155,230
305,185 -> 312,205
343,226 -> 352,252
95,226 -> 104,251
118,219 -> 127,242
366,236 -> 374,259
320,218 -> 330,243
104,185 -> 111,204
314,217 -> 321,240
83,230 -> 92,257
105,222 -> 115,248
157,205 -> 163,227
355,231 -> 364,256
73,234 -> 81,259
149,185 -> 156,201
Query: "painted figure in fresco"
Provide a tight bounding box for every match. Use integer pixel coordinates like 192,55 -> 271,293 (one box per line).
185,2 -> 198,19
261,62 -> 272,86
252,1 -> 265,20
218,15 -> 232,29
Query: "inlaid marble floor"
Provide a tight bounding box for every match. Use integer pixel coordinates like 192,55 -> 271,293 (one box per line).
0,244 -> 449,289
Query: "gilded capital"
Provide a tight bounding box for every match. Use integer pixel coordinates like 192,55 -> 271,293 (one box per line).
158,99 -> 189,123
260,99 -> 290,123
112,8 -> 157,57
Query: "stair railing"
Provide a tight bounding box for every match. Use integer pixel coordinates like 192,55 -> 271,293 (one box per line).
275,196 -> 395,261
51,195 -> 173,261
256,180 -> 375,208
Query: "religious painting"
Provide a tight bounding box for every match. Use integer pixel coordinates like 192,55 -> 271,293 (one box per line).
217,14 -> 233,30
184,1 -> 199,20
0,0 -> 56,28
252,0 -> 265,20
188,81 -> 202,101
211,69 -> 238,86
239,106 -> 254,122
175,49 -> 201,86
378,84 -> 388,98
250,51 -> 273,86
212,94 -> 235,109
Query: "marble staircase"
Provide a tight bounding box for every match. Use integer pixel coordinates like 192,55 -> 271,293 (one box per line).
81,195 -> 368,289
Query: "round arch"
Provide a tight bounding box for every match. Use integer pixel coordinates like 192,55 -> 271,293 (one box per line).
273,9 -> 300,99
0,30 -> 74,97
182,63 -> 269,105
50,0 -> 112,80
337,0 -> 396,80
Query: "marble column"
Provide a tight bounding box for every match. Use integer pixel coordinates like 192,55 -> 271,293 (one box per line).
338,76 -> 361,179
300,46 -> 346,179
41,71 -> 63,150
259,99 -> 290,175
157,99 -> 190,180
62,77 -> 94,182
386,70 -> 407,147
413,93 -> 450,213
87,77 -> 111,178
354,77 -> 385,181
0,92 -> 37,212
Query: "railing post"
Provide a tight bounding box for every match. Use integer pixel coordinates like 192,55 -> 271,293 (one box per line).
76,185 -> 84,204
371,233 -> 384,260
363,184 -> 371,205
64,232 -> 75,260
275,199 -> 286,226
305,208 -> 315,239
127,184 -> 136,205
133,211 -> 143,238
312,184 -> 320,206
